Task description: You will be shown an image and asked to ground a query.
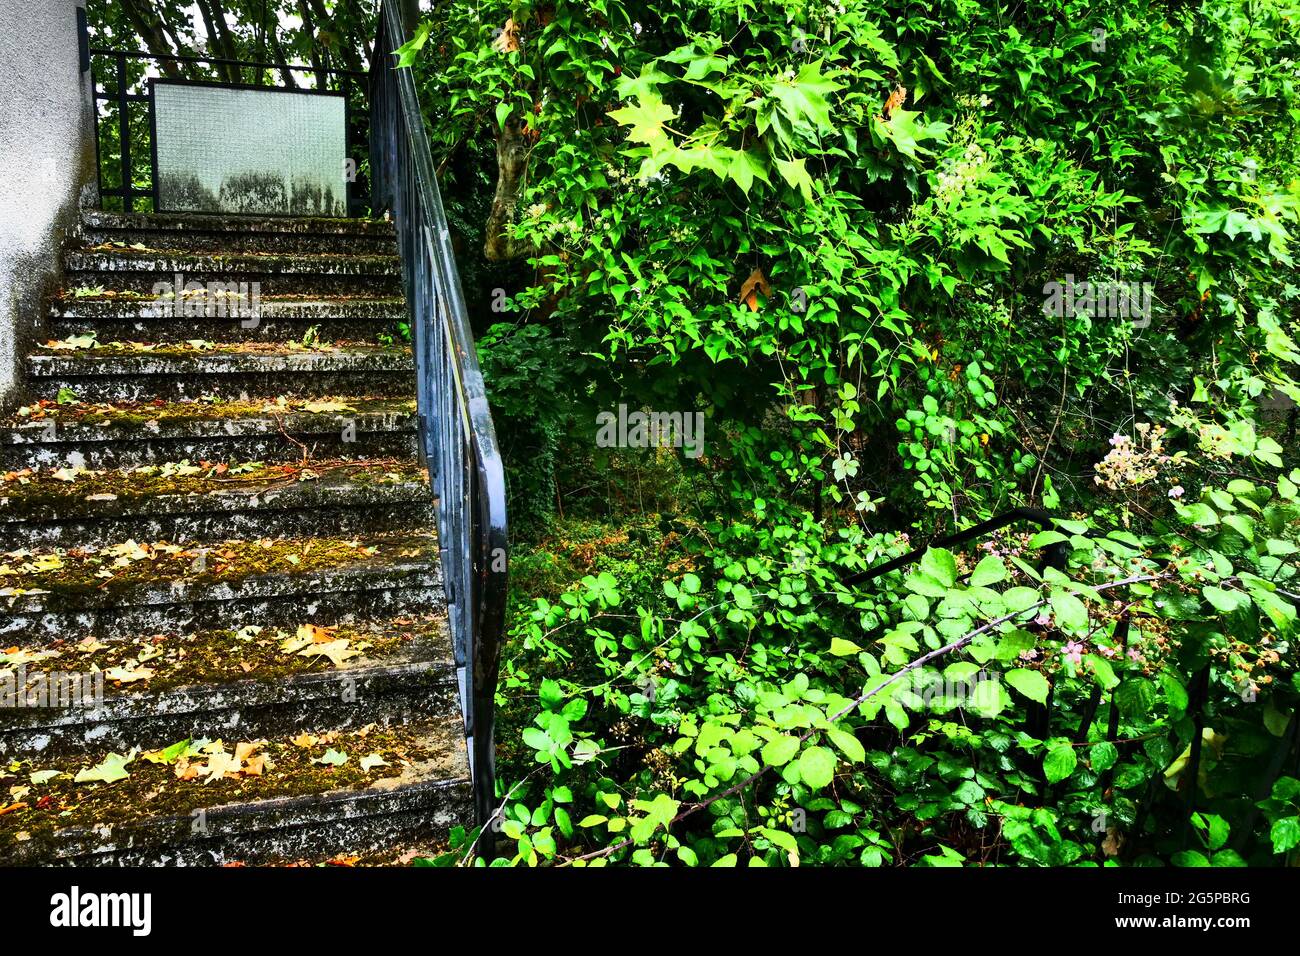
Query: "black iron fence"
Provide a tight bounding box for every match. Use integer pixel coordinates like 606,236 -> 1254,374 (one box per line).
77,12 -> 370,215
369,0 -> 510,831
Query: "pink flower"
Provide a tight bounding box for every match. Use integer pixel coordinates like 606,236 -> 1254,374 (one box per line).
1127,646 -> 1143,661
1168,485 -> 1185,499
1063,640 -> 1084,665
1098,645 -> 1116,658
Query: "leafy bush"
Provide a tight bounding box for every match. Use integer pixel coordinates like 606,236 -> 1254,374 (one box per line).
403,0 -> 1300,866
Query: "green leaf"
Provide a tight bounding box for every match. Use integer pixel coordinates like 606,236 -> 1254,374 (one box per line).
1203,585 -> 1250,614
608,93 -> 677,145
829,637 -> 863,656
796,745 -> 836,790
1271,817 -> 1300,854
1005,668 -> 1050,704
74,750 -> 137,784
1043,743 -> 1077,783
969,555 -> 1007,587
761,735 -> 801,767
1090,741 -> 1119,772
827,727 -> 865,764
1050,592 -> 1089,632
919,547 -> 958,589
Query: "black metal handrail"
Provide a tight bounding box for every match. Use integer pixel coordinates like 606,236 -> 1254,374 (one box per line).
369,0 -> 509,831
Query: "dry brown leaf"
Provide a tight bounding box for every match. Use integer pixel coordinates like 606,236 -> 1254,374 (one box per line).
882,84 -> 907,118
491,18 -> 520,53
738,268 -> 772,313
242,756 -> 265,777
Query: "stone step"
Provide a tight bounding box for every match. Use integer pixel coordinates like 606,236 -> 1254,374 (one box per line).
26,344 -> 415,402
0,713 -> 470,865
0,611 -> 455,761
64,249 -> 403,296
0,459 -> 432,548
79,209 -> 397,256
1,397 -> 419,470
48,295 -> 408,343
0,531 -> 444,643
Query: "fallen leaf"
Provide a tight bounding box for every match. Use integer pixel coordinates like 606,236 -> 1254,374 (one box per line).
359,753 -> 389,772
142,739 -> 191,765
74,750 -> 138,784
298,638 -> 360,668
103,665 -> 154,684
313,749 -> 348,767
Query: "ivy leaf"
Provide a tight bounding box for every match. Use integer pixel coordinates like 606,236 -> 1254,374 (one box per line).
767,60 -> 842,135
608,94 -> 677,146
774,157 -> 814,203
393,20 -> 431,68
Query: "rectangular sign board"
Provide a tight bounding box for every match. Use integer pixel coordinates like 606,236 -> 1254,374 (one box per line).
152,81 -> 347,217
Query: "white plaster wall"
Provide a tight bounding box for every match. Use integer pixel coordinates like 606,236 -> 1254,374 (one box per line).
0,0 -> 95,409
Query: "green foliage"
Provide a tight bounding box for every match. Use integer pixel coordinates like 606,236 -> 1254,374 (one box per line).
404,0 -> 1300,866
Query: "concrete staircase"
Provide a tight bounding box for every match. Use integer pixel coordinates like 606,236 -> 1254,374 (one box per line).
0,210 -> 471,865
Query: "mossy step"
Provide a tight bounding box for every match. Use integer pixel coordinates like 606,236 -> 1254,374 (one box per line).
50,293 -> 403,319
0,714 -> 470,865
26,345 -> 415,403
65,249 -> 404,297
48,295 -> 407,343
0,531 -> 444,643
0,612 -> 456,760
79,232 -> 399,257
0,459 -> 432,547
81,209 -> 396,237
1,397 -> 418,470
66,249 -> 401,276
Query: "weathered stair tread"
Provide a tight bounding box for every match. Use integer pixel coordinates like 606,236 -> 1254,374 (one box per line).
2,396 -> 416,442
81,209 -> 396,237
0,530 -> 440,615
0,612 -> 456,759
2,610 -> 452,702
66,248 -> 401,276
0,458 -> 428,524
0,715 -> 470,865
28,343 -> 413,376
49,295 -> 406,320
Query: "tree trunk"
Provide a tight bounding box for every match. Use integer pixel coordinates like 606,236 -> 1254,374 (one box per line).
118,0 -> 182,78
195,0 -> 239,83
485,113 -> 534,261
267,21 -> 300,88
296,0 -> 329,88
